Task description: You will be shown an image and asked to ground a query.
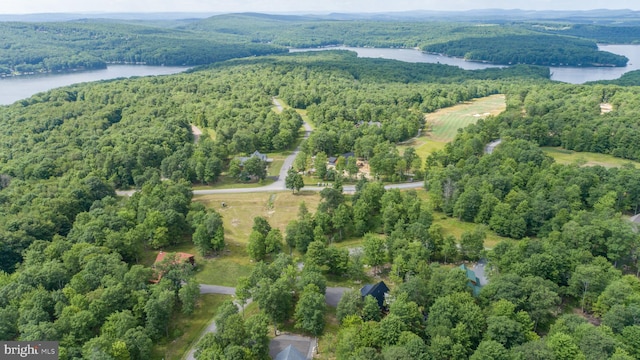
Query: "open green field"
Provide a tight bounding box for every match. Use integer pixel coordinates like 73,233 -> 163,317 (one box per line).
152,294 -> 230,360
426,94 -> 506,142
398,133 -> 447,160
192,177 -> 275,190
431,213 -> 511,249
193,192 -> 319,286
195,191 -> 322,244
399,94 -> 506,160
543,147 -> 640,169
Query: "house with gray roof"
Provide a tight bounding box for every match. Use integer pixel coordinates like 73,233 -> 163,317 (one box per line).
274,345 -> 307,360
237,150 -> 271,165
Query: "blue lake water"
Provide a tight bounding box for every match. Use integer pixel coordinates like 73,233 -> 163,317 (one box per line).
0,65 -> 189,105
291,45 -> 640,84
1,45 -> 639,106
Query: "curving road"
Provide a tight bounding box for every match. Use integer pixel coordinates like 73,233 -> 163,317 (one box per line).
117,98 -> 423,197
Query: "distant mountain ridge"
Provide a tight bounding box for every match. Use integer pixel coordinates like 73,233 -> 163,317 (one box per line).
0,12 -> 219,22
2,9 -> 640,23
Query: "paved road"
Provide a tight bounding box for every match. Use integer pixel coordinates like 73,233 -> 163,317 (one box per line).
325,287 -> 350,307
270,97 -> 313,190
116,104 -> 423,197
185,285 -> 250,360
191,181 -> 422,195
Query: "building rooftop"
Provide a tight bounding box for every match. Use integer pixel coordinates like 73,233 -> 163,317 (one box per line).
274,345 -> 307,360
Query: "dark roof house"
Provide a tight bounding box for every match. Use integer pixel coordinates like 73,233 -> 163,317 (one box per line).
360,281 -> 390,309
459,264 -> 482,296
327,152 -> 355,166
274,345 -> 307,360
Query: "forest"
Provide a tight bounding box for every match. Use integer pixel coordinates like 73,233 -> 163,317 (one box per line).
0,12 -> 637,75
423,35 -> 629,67
0,21 -> 286,75
1,18 -> 640,359
527,23 -> 640,44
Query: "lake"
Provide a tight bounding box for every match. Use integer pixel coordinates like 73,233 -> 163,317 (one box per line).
291,45 -> 640,84
0,65 -> 189,106
1,45 -> 639,106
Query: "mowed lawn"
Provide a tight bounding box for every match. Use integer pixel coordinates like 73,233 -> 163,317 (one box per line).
188,192 -> 322,285
542,147 -> 640,169
400,94 -> 506,160
426,94 -> 506,142
195,192 -> 322,244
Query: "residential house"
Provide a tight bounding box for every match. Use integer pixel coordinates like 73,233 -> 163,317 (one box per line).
459,264 -> 482,296
274,345 -> 307,360
360,281 -> 390,309
237,150 -> 271,165
327,152 -> 355,166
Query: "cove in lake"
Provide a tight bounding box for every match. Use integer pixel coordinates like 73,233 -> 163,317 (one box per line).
291,45 -> 640,84
0,65 -> 189,106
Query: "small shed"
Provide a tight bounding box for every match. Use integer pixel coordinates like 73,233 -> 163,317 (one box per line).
459,264 -> 481,296
360,281 -> 390,309
274,345 -> 307,360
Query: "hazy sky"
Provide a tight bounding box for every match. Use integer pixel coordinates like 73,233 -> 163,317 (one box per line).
3,0 -> 639,14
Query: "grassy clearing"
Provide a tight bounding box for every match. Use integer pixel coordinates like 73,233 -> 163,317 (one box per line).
193,248 -> 254,286
151,294 -> 230,360
431,212 -> 511,249
426,94 -> 506,142
195,192 -> 322,244
204,128 -> 216,141
543,147 -> 640,169
398,133 -> 448,160
317,307 -> 340,360
189,192 -> 321,286
267,157 -> 285,177
192,177 -> 275,190
398,94 -> 505,163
